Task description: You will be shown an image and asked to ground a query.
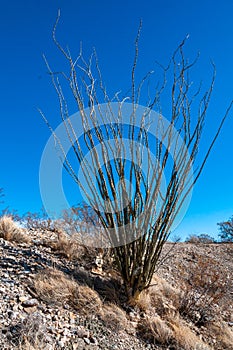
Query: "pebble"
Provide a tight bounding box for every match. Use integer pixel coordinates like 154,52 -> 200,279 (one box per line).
76,327 -> 90,339
84,337 -> 91,345
22,298 -> 39,307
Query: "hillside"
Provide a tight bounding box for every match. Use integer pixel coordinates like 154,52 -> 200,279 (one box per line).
0,218 -> 232,350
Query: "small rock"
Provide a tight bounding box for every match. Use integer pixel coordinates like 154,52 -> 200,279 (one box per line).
76,327 -> 90,339
18,296 -> 28,303
22,298 -> 39,307
69,312 -> 76,324
24,306 -> 38,314
84,337 -> 91,345
60,336 -> 68,344
72,340 -> 85,349
62,328 -> 70,337
90,336 -> 98,345
57,340 -> 65,348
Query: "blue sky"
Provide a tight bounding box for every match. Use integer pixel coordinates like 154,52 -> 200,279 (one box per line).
0,0 -> 233,240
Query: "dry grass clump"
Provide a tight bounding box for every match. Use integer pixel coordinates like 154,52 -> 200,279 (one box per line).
129,275 -> 179,317
33,267 -> 102,316
207,321 -> 233,350
0,216 -> 30,243
101,303 -> 128,332
5,313 -> 51,350
134,275 -> 213,349
72,284 -> 103,316
169,317 -> 211,350
50,231 -> 85,260
137,315 -> 173,345
131,290 -> 152,312
146,277 -> 179,318
33,267 -> 77,304
137,315 -> 210,349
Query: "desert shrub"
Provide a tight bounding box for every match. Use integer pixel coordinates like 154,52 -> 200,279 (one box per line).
58,203 -> 109,247
137,315 -> 173,346
147,277 -> 179,318
101,303 -> 128,331
22,209 -> 56,232
51,230 -> 86,260
178,255 -> 228,326
0,216 -> 29,243
137,314 -> 210,349
33,267 -> 102,316
208,321 -> 233,350
169,317 -> 211,350
5,313 -> 50,350
186,233 -> 215,244
0,207 -> 21,222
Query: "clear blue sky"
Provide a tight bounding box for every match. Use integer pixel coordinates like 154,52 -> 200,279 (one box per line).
0,0 -> 233,240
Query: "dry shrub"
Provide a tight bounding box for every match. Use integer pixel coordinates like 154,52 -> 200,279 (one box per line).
147,277 -> 179,317
186,234 -> 215,244
178,255 -> 229,326
0,216 -> 30,243
51,230 -> 84,260
6,313 -> 51,350
22,210 -> 56,232
34,267 -> 102,316
59,203 -> 110,247
137,315 -> 210,349
170,317 -> 211,350
71,284 -> 103,316
34,267 -> 77,304
208,321 -> 233,350
101,303 -> 128,331
137,315 -> 173,345
132,290 -> 151,312
51,230 -> 101,268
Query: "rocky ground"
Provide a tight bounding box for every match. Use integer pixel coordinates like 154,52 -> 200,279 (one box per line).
0,223 -> 232,350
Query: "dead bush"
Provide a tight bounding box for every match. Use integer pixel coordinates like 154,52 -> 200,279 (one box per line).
51,230 -> 85,260
137,315 -> 173,346
207,321 -> 233,350
34,267 -> 77,304
33,267 -> 102,316
5,313 -> 50,350
101,303 -> 128,332
59,203 -> 112,247
22,210 -> 56,233
137,314 -> 210,349
170,317 -> 211,350
178,255 -> 228,326
147,277 -> 179,318
71,284 -> 103,316
185,234 -> 215,244
0,216 -> 30,243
